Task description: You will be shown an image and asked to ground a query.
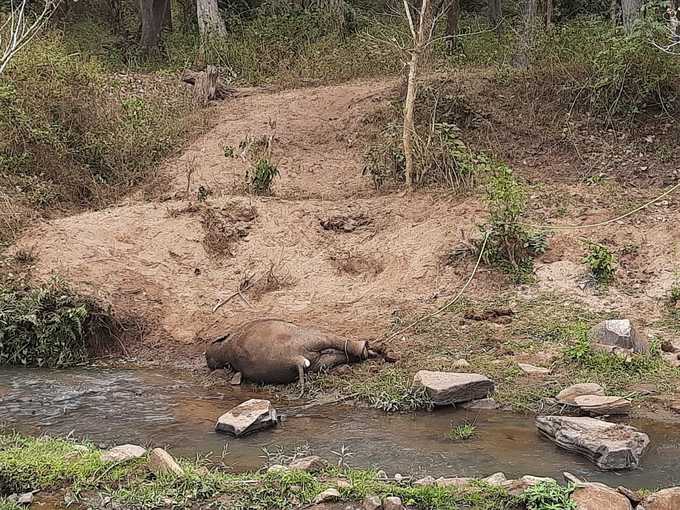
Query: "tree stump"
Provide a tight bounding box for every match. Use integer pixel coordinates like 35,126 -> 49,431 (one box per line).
181,65 -> 232,104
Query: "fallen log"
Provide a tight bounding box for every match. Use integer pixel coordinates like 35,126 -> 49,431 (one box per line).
181,65 -> 233,103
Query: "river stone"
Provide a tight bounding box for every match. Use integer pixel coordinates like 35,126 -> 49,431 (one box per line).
573,395 -> 631,416
383,496 -> 404,510
501,475 -> 556,496
413,371 -> 494,405
435,477 -> 473,488
556,383 -> 605,404
148,448 -> 184,477
618,486 -> 643,505
535,416 -> 649,470
482,472 -> 507,486
572,483 -> 632,510
414,476 -> 436,486
101,444 -> 147,463
461,398 -> 500,410
289,456 -> 327,472
314,489 -> 341,504
636,487 -> 680,510
589,320 -> 649,354
517,363 -> 551,375
215,399 -> 277,437
363,495 -> 382,510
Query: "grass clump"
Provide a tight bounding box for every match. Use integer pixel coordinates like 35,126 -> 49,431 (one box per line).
247,159 -> 280,195
478,165 -> 548,283
521,481 -> 576,510
348,368 -> 433,412
583,241 -> 617,286
0,499 -> 21,510
0,278 -> 118,367
448,422 -> 477,441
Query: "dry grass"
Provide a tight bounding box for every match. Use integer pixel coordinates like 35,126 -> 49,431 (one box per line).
247,262 -> 296,301
199,202 -> 257,257
329,249 -> 383,277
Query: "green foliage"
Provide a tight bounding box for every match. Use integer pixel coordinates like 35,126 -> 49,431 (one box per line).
349,368 -> 433,412
583,241 -> 617,285
0,278 -> 117,367
247,159 -> 280,195
521,481 -> 576,510
0,499 -> 22,510
668,278 -> 680,306
478,165 -> 549,283
448,422 -> 477,441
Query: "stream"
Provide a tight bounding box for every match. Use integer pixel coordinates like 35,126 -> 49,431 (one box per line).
1,367 -> 679,489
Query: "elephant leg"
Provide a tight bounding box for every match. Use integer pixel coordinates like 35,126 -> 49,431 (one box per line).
312,351 -> 351,372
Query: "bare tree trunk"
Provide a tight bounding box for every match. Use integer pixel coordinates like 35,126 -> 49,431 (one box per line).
140,0 -> 168,52
196,0 -> 227,38
163,0 -> 173,31
445,0 -> 461,52
512,0 -> 537,69
488,0 -> 502,34
621,0 -> 641,34
402,0 -> 434,190
544,0 -> 552,29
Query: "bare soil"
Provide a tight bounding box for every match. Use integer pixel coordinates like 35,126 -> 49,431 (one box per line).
13,76 -> 680,381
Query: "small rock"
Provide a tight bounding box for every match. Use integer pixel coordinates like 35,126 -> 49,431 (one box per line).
461,398 -> 500,410
17,492 -> 34,505
267,464 -> 289,474
363,494 -> 382,510
518,363 -> 551,375
215,399 -> 278,437
435,477 -> 473,488
662,353 -> 680,367
413,371 -> 495,405
101,444 -> 147,463
588,319 -> 649,354
636,487 -> 680,510
289,456 -> 327,472
482,472 -> 507,486
413,476 -> 436,486
313,488 -> 341,504
573,395 -> 631,415
618,486 -> 643,505
230,372 -> 242,385
660,340 -> 677,353
556,383 -> 605,404
452,359 -> 470,369
148,448 -> 185,477
383,496 -> 404,510
572,483 -> 632,510
393,473 -> 403,482
535,416 -> 649,470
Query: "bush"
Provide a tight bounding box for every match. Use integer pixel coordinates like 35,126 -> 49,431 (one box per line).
583,241 -> 617,286
0,278 -> 118,367
478,165 -> 548,282
247,159 -> 280,195
521,481 -> 576,510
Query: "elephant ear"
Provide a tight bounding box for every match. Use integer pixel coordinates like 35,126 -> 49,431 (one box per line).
210,333 -> 231,345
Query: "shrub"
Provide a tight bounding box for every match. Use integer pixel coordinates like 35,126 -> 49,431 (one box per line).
478,165 -> 548,282
247,159 -> 280,195
521,481 -> 576,510
583,241 -> 617,286
0,278 -> 118,367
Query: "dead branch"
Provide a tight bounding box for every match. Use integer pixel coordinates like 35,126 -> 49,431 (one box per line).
181,65 -> 234,104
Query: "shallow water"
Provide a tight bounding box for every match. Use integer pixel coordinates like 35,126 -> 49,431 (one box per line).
1,367 -> 679,489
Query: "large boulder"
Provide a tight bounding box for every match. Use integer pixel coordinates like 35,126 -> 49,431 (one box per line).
589,320 -> 649,354
215,399 -> 278,437
573,395 -> 631,416
413,371 -> 494,405
556,383 -> 605,404
535,416 -> 649,470
571,483 -> 632,510
636,487 -> 680,510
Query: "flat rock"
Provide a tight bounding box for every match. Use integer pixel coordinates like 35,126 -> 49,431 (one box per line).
482,472 -> 507,486
101,444 -> 147,463
518,363 -> 551,375
501,475 -> 556,497
215,399 -> 277,437
589,320 -> 649,354
573,395 -> 631,416
413,371 -> 494,405
267,464 -> 289,473
363,495 -> 382,510
535,416 -> 649,470
383,496 -> 404,510
461,398 -> 500,410
636,487 -> 680,510
289,456 -> 327,472
572,483 -> 632,510
148,448 -> 184,477
314,489 -> 341,504
556,383 -> 605,404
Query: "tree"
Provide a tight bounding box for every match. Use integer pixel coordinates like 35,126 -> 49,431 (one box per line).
196,0 -> 227,39
402,0 -> 434,190
1,0 -> 60,75
140,0 -> 169,51
445,0 -> 461,51
621,0 -> 641,34
512,0 -> 537,69
488,0 -> 502,34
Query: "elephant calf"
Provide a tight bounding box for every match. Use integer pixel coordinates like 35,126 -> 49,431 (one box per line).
206,319 -> 369,395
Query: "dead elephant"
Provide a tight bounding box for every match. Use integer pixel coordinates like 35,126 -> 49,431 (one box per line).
206,319 -> 370,395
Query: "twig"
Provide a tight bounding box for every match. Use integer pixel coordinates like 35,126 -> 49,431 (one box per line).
212,292 -> 240,313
